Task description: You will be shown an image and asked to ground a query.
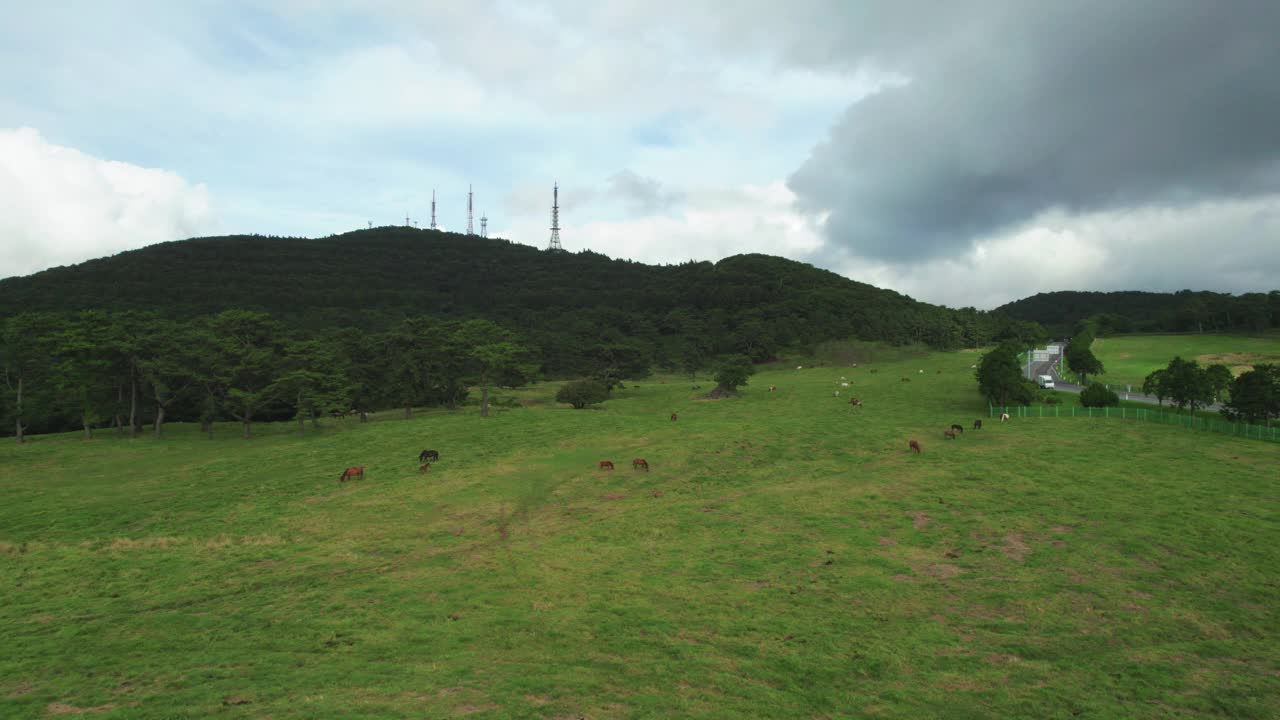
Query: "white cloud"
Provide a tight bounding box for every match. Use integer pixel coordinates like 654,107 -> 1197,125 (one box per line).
496,180 -> 824,263
828,196 -> 1280,309
0,128 -> 216,279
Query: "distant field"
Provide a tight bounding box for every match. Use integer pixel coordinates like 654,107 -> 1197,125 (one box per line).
2,352 -> 1276,719
1092,332 -> 1280,390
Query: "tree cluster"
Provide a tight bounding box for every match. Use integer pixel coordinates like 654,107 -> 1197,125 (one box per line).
1,310 -> 538,441
1141,357 -> 1233,414
1221,365 -> 1280,425
997,289 -> 1280,337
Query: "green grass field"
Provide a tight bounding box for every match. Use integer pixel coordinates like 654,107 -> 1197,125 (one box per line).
2,352 -> 1277,719
1092,332 -> 1280,390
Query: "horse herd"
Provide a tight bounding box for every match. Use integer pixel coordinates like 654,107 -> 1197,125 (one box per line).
909,414 -> 1010,454
334,373 -> 1018,481
337,448 -> 441,483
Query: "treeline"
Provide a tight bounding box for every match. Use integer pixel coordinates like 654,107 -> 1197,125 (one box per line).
1,310 -> 541,441
996,290 -> 1280,337
0,229 -> 1047,375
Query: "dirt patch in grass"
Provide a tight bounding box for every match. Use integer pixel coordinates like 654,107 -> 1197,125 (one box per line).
47,702 -> 116,715
910,512 -> 932,530
1000,533 -> 1031,563
601,493 -> 628,501
921,563 -> 963,579
877,536 -> 897,546
1195,352 -> 1280,375
7,683 -> 35,698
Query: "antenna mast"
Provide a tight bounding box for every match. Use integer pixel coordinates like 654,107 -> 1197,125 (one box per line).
430,190 -> 437,230
547,182 -> 563,251
467,185 -> 474,235
480,211 -> 488,238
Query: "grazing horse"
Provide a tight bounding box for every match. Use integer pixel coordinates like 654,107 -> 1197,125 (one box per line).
1000,412 -> 1010,422
329,409 -> 345,420
769,385 -> 777,392
670,412 -> 678,421
849,397 -> 863,408
870,369 -> 879,374
418,464 -> 431,473
599,460 -> 614,471
944,429 -> 957,440
909,440 -> 922,454
900,377 -> 911,383
950,424 -> 964,434
632,458 -> 649,471
973,419 -> 983,430
339,466 -> 365,483
419,449 -> 440,463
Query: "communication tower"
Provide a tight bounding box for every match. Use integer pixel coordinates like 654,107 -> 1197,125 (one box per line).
547,182 -> 563,251
430,190 -> 437,230
467,185 -> 474,235
480,212 -> 488,238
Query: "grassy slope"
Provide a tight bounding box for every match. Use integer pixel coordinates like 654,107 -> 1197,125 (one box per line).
1,352 -> 1276,719
1092,332 -> 1280,389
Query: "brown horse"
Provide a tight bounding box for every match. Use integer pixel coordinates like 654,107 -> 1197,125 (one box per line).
418,464 -> 431,473
973,419 -> 983,430
339,466 -> 365,482
900,377 -> 911,383
419,450 -> 440,463
632,458 -> 649,471
670,412 -> 678,421
329,410 -> 346,420
950,424 -> 964,434
599,460 -> 615,471
944,430 -> 957,440
909,440 -> 922,454
848,397 -> 863,407
768,385 -> 777,392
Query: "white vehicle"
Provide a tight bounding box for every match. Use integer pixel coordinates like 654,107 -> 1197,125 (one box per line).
1037,375 -> 1055,389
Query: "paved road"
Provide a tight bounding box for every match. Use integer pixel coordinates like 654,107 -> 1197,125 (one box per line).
1029,350 -> 1224,412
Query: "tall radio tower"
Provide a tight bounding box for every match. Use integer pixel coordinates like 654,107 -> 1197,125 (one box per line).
547,182 -> 563,251
429,190 -> 437,230
466,185 -> 474,236
480,212 -> 488,238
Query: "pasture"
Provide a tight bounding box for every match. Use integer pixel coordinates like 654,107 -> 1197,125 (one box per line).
1,352 -> 1277,719
1092,332 -> 1280,390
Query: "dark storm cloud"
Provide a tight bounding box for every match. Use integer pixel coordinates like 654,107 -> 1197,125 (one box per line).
784,1 -> 1280,261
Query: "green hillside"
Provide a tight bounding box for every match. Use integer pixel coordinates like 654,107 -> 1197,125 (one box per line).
2,353 -> 1276,719
0,228 -> 1023,355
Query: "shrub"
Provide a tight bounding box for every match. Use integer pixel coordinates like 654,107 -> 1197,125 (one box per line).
1080,382 -> 1120,408
555,379 -> 610,409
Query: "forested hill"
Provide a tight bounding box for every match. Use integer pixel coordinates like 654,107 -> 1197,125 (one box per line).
996,290 -> 1280,337
0,227 -> 1038,368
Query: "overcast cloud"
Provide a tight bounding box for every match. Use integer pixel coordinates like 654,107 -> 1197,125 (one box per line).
0,1 -> 1276,307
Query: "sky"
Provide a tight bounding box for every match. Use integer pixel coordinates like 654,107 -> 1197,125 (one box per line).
1,0 -> 1278,309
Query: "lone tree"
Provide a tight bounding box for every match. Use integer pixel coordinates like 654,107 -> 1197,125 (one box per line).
976,340 -> 1033,408
710,354 -> 756,396
1204,363 -> 1234,403
1065,330 -> 1104,385
1142,369 -> 1168,406
1161,356 -> 1213,413
556,378 -> 610,409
